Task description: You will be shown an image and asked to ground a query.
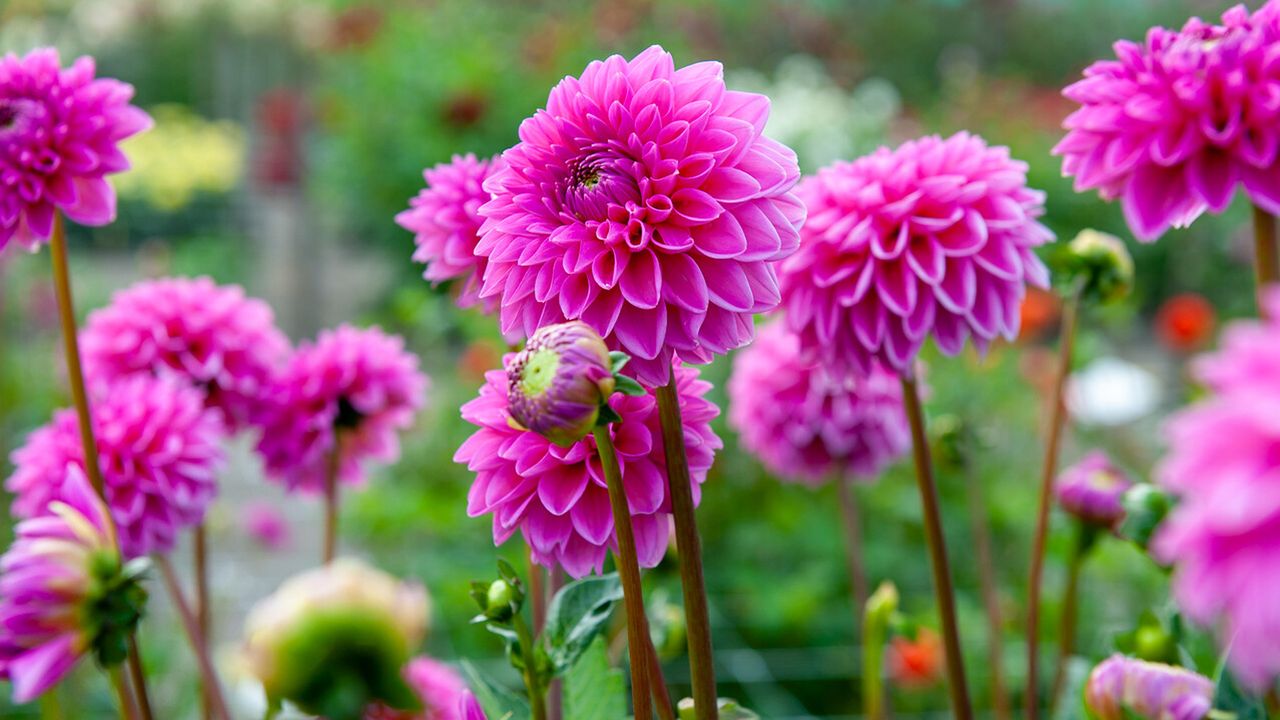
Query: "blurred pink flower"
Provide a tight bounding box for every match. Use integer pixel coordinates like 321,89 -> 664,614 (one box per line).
1056,2 -> 1280,240
780,133 -> 1052,378
0,48 -> 152,250
476,45 -> 804,387
256,325 -> 428,493
458,692 -> 486,720
1191,288 -> 1280,393
1155,288 -> 1280,689
1055,451 -> 1134,528
242,501 -> 290,551
0,466 -> 136,703
728,321 -> 908,486
457,361 -> 720,578
7,376 -> 224,558
397,154 -> 503,310
81,276 -> 290,431
1085,655 -> 1212,720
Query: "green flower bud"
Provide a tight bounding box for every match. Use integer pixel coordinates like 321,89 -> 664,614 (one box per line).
1119,484 -> 1173,551
1063,229 -> 1134,304
507,321 -> 617,446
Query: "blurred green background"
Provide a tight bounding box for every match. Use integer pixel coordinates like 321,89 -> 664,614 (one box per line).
0,0 -> 1259,717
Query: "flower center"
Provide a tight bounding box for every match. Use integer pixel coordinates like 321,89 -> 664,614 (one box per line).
519,348 -> 560,398
335,397 -> 364,430
0,99 -> 35,139
563,153 -> 639,223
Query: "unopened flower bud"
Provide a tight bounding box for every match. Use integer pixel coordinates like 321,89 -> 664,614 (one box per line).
487,580 -> 516,614
506,321 -> 617,446
1119,484 -> 1173,550
1063,229 -> 1134,304
1085,655 -> 1212,720
1056,451 -> 1134,528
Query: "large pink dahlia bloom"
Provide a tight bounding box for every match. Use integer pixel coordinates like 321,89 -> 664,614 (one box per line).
81,276 -> 290,431
0,48 -> 152,251
728,322 -> 909,486
1056,2 -> 1280,241
456,360 -> 721,578
1154,288 -> 1280,689
7,376 -> 224,558
780,133 -> 1053,377
397,154 -> 503,310
256,325 -> 428,493
476,45 -> 804,387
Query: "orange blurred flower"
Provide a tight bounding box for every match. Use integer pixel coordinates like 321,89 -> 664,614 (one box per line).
1018,287 -> 1061,343
458,340 -> 502,384
1155,294 -> 1216,353
888,628 -> 944,689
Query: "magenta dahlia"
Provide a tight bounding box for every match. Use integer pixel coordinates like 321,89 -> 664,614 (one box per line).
456,360 -> 720,578
397,154 -> 503,310
1192,286 -> 1280,394
1154,289 -> 1280,689
0,466 -> 146,703
6,376 -> 224,558
475,45 -> 804,387
727,321 -> 909,486
1085,655 -> 1213,720
256,325 -> 428,493
1055,451 -> 1134,528
0,48 -> 152,251
1056,2 -> 1280,241
779,133 -> 1053,377
81,276 -> 290,431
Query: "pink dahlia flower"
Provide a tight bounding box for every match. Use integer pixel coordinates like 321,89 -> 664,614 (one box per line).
81,276 -> 290,431
457,360 -> 721,578
1155,292 -> 1280,689
242,501 -> 290,551
1055,3 -> 1280,241
476,45 -> 805,387
0,48 -> 152,251
7,376 -> 224,558
780,133 -> 1053,377
727,321 -> 909,486
1085,655 -> 1213,720
458,692 -> 486,720
1192,286 -> 1280,394
397,154 -> 503,310
364,656 -> 469,720
0,466 -> 144,703
256,325 -> 428,493
1055,451 -> 1134,528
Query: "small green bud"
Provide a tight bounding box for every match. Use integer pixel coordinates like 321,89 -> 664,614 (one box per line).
1119,484 -> 1173,551
1062,229 -> 1134,304
487,580 -> 517,614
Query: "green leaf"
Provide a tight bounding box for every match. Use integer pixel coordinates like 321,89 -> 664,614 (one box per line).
461,660 -> 531,720
543,573 -> 623,675
563,638 -> 625,720
609,351 -> 630,373
596,405 -> 623,427
484,624 -> 525,670
1211,656 -> 1268,720
614,374 -> 647,397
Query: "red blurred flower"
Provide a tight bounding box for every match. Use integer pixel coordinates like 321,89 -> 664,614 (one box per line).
1155,294 -> 1216,353
888,628 -> 944,689
457,341 -> 502,385
1018,287 -> 1061,343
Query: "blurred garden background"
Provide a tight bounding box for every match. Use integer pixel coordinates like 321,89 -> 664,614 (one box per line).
0,0 -> 1261,717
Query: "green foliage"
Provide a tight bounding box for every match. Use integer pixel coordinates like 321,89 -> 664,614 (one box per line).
541,573 -> 624,676
1211,660 -> 1269,720
563,639 -> 626,720
462,660 -> 531,720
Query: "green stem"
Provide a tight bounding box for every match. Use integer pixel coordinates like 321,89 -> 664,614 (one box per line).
323,439 -> 341,564
126,635 -> 154,720
1025,283 -> 1083,720
157,555 -> 232,720
655,361 -> 717,720
38,689 -> 63,720
964,462 -> 1010,720
194,524 -> 211,720
836,478 -> 869,629
1050,526 -> 1086,713
108,665 -> 139,720
513,614 -> 548,720
863,584 -> 897,720
1252,204 -> 1279,314
900,374 -> 973,720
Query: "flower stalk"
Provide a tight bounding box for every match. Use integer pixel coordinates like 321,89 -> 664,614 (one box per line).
656,360 -> 718,720
109,666 -> 140,720
323,436 -> 343,564
512,613 -> 548,720
157,555 -> 231,720
863,582 -> 898,720
194,524 -> 211,720
899,373 -> 972,720
126,635 -> 155,720
1253,205 -> 1279,314
1050,524 -> 1088,710
835,478 -> 869,632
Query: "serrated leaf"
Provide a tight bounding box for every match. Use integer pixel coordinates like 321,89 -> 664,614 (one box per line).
543,573 -> 623,675
564,638 -> 625,720
1212,656 -> 1268,720
462,660 -> 531,720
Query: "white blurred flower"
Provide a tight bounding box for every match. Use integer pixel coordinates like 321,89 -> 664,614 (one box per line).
1067,357 -> 1162,427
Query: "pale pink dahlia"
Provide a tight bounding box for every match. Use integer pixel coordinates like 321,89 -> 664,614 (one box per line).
0,466 -> 145,703
456,361 -> 720,578
1055,451 -> 1134,528
476,45 -> 804,387
780,133 -> 1053,377
81,276 -> 290,431
727,321 -> 908,486
7,376 -> 224,558
1056,2 -> 1280,241
256,325 -> 428,493
1085,655 -> 1213,720
0,48 -> 152,251
397,154 -> 503,310
1154,292 -> 1280,689
364,657 -> 469,720
1192,287 -> 1280,394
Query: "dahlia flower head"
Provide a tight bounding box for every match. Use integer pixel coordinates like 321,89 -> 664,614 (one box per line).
7,375 -> 224,559
397,153 -> 503,310
0,466 -> 144,704
1085,655 -> 1213,720
727,321 -> 909,486
1154,288 -> 1280,689
1055,450 -> 1134,528
81,276 -> 290,432
476,45 -> 805,387
0,48 -> 152,251
256,325 -> 428,493
363,656 -> 469,720
780,132 -> 1053,378
1056,2 -> 1280,241
457,361 -> 721,578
